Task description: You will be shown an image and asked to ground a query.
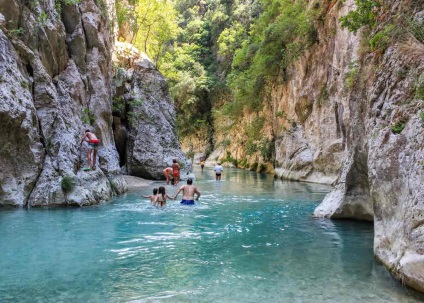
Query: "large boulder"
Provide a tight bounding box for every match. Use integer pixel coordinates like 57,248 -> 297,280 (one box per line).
112,54 -> 191,180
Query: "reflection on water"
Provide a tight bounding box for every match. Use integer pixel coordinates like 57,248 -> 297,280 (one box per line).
0,167 -> 423,303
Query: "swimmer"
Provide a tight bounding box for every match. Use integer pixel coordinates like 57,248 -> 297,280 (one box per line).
155,186 -> 174,207
173,178 -> 200,205
142,188 -> 158,205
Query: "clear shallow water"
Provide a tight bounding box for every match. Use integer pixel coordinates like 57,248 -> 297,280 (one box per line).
1,168 -> 423,303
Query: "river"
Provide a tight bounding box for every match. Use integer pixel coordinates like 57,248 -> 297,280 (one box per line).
0,167 -> 423,302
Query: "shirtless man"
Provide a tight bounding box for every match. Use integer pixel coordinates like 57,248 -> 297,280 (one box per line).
173,178 -> 200,205
172,159 -> 180,186
163,167 -> 173,184
80,130 -> 100,170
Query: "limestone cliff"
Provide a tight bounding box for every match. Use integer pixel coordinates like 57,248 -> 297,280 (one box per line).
205,0 -> 424,292
0,0 -> 127,206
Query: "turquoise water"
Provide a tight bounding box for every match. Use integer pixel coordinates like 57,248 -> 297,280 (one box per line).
1,168 -> 423,303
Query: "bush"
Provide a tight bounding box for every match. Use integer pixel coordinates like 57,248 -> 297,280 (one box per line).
339,0 -> 380,33
344,61 -> 360,90
369,24 -> 395,53
391,121 -> 406,134
61,176 -> 75,194
250,162 -> 258,171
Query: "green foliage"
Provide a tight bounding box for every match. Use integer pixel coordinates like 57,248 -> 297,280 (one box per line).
344,61 -> 360,90
415,79 -> 424,101
250,162 -> 258,171
20,81 -> 28,89
245,139 -> 258,156
81,108 -> 96,125
258,139 -> 274,162
408,19 -> 424,43
37,11 -> 48,27
221,151 -> 238,167
339,0 -> 380,33
369,24 -> 395,53
55,0 -> 81,14
185,150 -> 195,160
391,121 -> 406,134
245,117 -> 265,140
226,0 -> 317,115
8,28 -> 24,39
239,158 -> 248,168
61,176 -> 75,194
420,111 -> 424,126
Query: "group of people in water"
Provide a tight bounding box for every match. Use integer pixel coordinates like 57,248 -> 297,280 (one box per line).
143,178 -> 201,207
80,130 -> 223,207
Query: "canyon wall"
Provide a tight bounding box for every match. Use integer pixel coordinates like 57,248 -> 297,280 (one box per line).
0,1 -> 188,206
207,0 -> 424,291
0,0 -> 127,206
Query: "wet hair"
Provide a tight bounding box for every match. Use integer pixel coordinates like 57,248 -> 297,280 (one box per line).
85,129 -> 90,133
152,188 -> 158,195
187,178 -> 193,185
173,159 -> 177,163
158,186 -> 166,198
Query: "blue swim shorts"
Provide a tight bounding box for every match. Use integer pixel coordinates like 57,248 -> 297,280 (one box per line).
181,199 -> 195,205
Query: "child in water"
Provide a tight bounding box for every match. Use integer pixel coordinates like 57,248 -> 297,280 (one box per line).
142,188 -> 158,205
155,186 -> 174,207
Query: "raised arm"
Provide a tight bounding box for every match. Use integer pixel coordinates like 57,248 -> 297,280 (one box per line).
80,133 -> 87,145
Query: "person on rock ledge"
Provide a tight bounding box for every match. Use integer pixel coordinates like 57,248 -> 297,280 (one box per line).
80,129 -> 100,170
172,159 -> 180,186
163,167 -> 173,185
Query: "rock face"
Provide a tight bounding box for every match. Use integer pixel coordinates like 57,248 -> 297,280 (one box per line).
206,0 -> 424,292
112,46 -> 191,180
0,0 -> 126,206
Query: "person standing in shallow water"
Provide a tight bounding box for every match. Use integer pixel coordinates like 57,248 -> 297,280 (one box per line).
80,129 -> 100,170
174,178 -> 200,205
200,158 -> 205,172
172,159 -> 180,186
142,188 -> 158,205
155,187 -> 174,207
214,162 -> 223,181
163,167 -> 173,185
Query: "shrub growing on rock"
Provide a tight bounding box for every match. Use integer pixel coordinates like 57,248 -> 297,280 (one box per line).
61,176 -> 75,194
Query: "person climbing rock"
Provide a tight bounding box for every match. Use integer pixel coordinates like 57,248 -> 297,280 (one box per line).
163,167 -> 173,184
173,178 -> 200,205
80,129 -> 100,170
172,159 -> 180,186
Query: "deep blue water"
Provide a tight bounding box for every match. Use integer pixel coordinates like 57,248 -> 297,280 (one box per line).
0,167 -> 423,303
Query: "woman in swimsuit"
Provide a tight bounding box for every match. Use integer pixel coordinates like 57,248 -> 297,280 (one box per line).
154,186 -> 174,207
172,159 -> 180,186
